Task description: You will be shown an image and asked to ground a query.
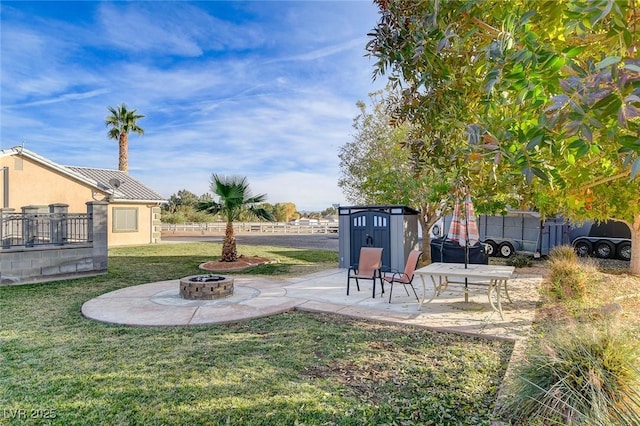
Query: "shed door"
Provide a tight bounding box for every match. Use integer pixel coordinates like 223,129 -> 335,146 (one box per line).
350,211 -> 391,270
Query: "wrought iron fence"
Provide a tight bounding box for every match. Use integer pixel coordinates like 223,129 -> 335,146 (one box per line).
1,211 -> 90,248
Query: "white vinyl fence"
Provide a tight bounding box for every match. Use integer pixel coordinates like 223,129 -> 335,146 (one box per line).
162,221 -> 339,235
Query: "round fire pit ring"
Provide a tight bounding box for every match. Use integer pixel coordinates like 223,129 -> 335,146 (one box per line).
179,274 -> 235,300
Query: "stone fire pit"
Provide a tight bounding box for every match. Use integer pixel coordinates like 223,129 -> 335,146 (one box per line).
179,274 -> 234,300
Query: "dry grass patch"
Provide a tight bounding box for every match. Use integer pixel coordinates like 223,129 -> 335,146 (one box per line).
498,247 -> 640,425
536,256 -> 640,330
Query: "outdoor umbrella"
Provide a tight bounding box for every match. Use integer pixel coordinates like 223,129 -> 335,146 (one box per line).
446,194 -> 480,301
447,194 -> 480,250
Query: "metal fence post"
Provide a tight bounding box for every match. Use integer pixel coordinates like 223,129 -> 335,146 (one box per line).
86,201 -> 108,272
49,203 -> 69,245
0,208 -> 15,248
21,205 -> 46,247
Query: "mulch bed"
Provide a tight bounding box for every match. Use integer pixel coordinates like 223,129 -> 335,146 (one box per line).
199,256 -> 273,272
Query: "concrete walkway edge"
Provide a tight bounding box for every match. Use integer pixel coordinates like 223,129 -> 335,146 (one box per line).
82,268 -> 542,343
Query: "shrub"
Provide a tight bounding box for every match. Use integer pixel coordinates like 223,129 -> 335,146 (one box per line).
546,245 -> 597,302
161,211 -> 187,224
549,245 -> 579,263
507,254 -> 533,268
161,210 -> 218,224
547,261 -> 588,301
500,325 -> 640,425
187,210 -> 218,223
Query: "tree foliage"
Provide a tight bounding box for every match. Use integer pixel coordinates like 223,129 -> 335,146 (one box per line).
339,93 -> 415,206
367,0 -> 640,273
162,189 -> 215,223
164,189 -> 210,213
105,103 -> 144,172
320,206 -> 338,217
197,174 -> 274,262
257,202 -> 299,222
339,90 -> 466,262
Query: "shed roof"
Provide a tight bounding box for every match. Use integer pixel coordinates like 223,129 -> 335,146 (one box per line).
338,205 -> 420,215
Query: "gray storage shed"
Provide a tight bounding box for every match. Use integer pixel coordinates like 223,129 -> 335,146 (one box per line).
338,205 -> 419,272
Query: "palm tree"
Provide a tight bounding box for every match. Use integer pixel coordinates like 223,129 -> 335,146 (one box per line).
105,103 -> 145,172
197,174 -> 274,262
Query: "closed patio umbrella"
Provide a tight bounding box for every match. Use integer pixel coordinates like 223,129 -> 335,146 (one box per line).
447,193 -> 480,301
447,194 -> 480,250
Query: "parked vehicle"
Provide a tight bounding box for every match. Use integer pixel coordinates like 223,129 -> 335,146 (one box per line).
431,213 -> 632,261
432,211 -> 570,258
569,220 -> 632,261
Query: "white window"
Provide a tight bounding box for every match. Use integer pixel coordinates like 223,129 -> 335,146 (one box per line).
112,207 -> 138,232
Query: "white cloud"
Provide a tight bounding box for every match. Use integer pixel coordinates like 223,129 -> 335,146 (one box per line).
97,2 -> 266,56
270,37 -> 366,62
0,1 -> 385,211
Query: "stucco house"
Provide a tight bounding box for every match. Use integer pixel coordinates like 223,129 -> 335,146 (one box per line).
0,146 -> 166,246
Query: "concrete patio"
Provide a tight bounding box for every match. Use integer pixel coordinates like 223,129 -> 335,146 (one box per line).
82,268 -> 543,342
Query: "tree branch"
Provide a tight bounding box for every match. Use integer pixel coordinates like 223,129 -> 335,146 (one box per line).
466,15 -> 501,36
583,171 -> 630,188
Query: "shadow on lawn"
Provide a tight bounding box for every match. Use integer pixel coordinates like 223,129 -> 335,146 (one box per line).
269,249 -> 337,263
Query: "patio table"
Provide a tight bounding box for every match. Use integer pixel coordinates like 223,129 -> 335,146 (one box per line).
414,262 -> 515,319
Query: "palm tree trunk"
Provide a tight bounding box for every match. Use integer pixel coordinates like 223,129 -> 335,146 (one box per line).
118,133 -> 128,172
222,221 -> 238,262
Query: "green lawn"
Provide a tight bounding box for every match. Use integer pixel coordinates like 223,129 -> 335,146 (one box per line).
0,243 -> 512,425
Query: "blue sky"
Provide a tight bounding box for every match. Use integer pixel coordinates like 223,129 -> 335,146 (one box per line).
1,1 -> 385,212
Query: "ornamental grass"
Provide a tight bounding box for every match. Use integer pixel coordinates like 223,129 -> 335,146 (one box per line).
499,324 -> 640,425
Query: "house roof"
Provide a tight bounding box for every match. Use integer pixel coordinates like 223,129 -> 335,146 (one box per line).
0,146 -> 166,204
67,166 -> 165,203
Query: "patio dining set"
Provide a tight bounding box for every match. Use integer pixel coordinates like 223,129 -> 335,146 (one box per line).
346,193 -> 515,320
346,246 -> 515,320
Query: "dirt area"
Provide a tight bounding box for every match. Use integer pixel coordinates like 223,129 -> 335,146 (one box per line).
493,256 -> 631,276
533,258 -> 639,332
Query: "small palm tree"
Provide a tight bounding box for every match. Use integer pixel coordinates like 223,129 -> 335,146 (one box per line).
105,103 -> 145,172
197,174 -> 274,262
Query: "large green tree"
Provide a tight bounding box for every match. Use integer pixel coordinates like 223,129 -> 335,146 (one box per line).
197,174 -> 274,262
105,103 -> 145,172
164,189 -> 201,213
367,0 -> 640,273
273,202 -> 298,222
339,90 -> 464,262
254,202 -> 299,222
162,190 -> 215,223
